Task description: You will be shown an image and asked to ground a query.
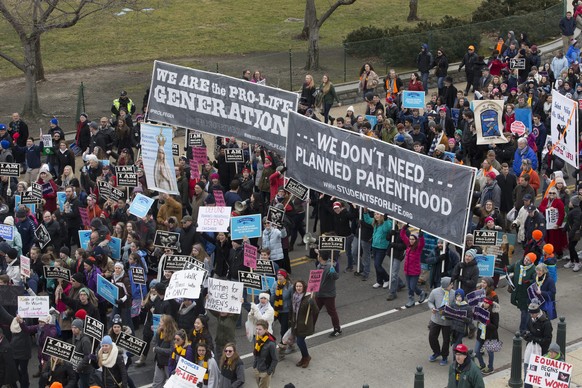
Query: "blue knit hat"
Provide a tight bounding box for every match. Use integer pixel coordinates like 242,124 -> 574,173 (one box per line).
455,289 -> 465,300
50,118 -> 58,125
0,140 -> 10,150
395,134 -> 405,143
101,335 -> 113,346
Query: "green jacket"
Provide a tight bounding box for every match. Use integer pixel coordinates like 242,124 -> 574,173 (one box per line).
510,260 -> 536,310
447,359 -> 485,388
318,83 -> 339,106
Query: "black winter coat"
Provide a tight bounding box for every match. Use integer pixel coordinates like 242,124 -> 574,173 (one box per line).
41,360 -> 77,388
496,173 -> 517,213
526,314 -> 553,355
451,259 -> 479,294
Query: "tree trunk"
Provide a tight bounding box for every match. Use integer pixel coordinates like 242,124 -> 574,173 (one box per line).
22,38 -> 41,117
34,36 -> 45,81
305,25 -> 320,70
300,0 -> 317,40
407,0 -> 419,21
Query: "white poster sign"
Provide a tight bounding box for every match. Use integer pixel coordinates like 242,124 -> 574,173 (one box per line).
205,278 -> 244,314
164,356 -> 207,388
550,90 -> 579,168
165,270 -> 205,300
196,206 -> 231,232
18,296 -> 50,318
525,354 -> 572,388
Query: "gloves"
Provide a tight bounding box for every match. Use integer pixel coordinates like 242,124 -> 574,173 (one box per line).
329,266 -> 336,274
281,166 -> 287,174
116,299 -> 123,305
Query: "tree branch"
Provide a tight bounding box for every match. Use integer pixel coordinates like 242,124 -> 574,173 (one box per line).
0,50 -> 24,72
0,0 -> 27,39
317,0 -> 356,28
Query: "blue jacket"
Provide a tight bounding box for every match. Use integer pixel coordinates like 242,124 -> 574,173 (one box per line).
14,142 -> 43,169
512,145 -> 537,175
363,213 -> 392,249
269,280 -> 293,313
560,16 -> 576,36
566,45 -> 580,66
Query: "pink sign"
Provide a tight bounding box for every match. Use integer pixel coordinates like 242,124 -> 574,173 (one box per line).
243,243 -> 257,269
307,269 -> 323,293
189,159 -> 200,180
193,147 -> 207,164
20,255 -> 30,278
213,190 -> 226,207
79,207 -> 90,228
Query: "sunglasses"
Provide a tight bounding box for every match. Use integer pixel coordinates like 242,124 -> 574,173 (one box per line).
224,349 -> 234,353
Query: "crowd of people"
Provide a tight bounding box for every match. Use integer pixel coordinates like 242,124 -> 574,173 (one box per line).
0,10 -> 580,388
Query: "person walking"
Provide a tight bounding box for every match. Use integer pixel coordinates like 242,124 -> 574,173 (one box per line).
447,344 -> 485,388
509,252 -> 537,333
98,335 -> 128,388
270,269 -> 293,351
363,210 -> 392,289
218,343 -> 245,388
458,45 -> 479,96
400,225 -> 426,307
290,279 -> 319,368
317,74 -> 341,124
427,277 -> 454,366
252,320 -> 278,388
474,298 -> 500,375
314,250 -> 342,337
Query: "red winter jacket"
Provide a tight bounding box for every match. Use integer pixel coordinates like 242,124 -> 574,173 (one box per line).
401,228 -> 425,276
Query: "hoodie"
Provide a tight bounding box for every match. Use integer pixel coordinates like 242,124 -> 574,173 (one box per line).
417,43 -> 433,73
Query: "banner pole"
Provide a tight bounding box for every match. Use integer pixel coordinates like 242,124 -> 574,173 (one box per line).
389,218 -> 395,291
357,207 -> 362,273
441,242 -> 447,275
305,189 -> 310,252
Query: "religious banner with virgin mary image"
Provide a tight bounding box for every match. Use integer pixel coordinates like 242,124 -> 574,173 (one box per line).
141,123 -> 179,194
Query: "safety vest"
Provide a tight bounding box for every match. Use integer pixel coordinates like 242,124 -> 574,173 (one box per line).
113,98 -> 134,113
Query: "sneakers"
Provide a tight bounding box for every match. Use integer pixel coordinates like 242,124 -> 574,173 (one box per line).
439,358 -> 448,366
361,276 -> 369,281
372,283 -> 382,288
564,262 -> 574,269
405,297 -> 415,308
329,329 -> 342,337
482,367 -> 494,375
382,281 -> 390,289
418,291 -> 427,303
429,353 -> 440,362
574,263 -> 582,272
386,293 -> 397,301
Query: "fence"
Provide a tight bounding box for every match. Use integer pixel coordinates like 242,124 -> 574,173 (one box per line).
174,3 -> 563,92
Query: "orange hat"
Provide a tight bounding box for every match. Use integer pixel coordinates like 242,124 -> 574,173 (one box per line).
468,45 -> 475,50
50,383 -> 63,388
532,230 -> 543,240
525,252 -> 537,262
543,244 -> 554,255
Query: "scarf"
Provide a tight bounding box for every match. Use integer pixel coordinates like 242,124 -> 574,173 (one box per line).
478,321 -> 487,340
292,292 -> 304,318
198,356 -> 209,384
99,344 -> 119,368
113,269 -> 125,283
428,132 -> 443,156
518,263 -> 533,285
172,344 -> 187,360
535,273 -> 546,288
254,334 -> 269,356
274,281 -> 285,318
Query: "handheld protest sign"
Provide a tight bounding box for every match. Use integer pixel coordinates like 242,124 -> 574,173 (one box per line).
0,224 -> 14,241
466,289 -> 486,306
31,182 -> 43,199
33,225 -> 51,249
254,259 -> 275,276
128,193 -> 155,218
165,270 -> 205,300
161,254 -> 196,272
442,305 -> 468,321
116,332 -> 147,356
473,306 -> 490,325
267,206 -> 285,227
306,269 -> 323,293
20,191 -> 41,205
43,266 -> 71,282
188,130 -> 203,147
78,207 -> 91,229
18,295 -> 49,318
172,143 -> 179,156
97,180 -> 112,200
0,162 -> 20,177
84,315 -> 105,342
230,214 -> 262,240
196,206 -> 231,232
243,243 -> 258,269
525,354 -> 573,387
213,190 -> 226,207
224,148 -> 244,163
20,255 -> 31,278
115,165 -> 139,187
318,236 -> 346,251
153,230 -> 181,252
284,177 -> 309,201
97,274 -> 119,306
192,146 -> 207,164
42,337 -> 75,362
237,270 -> 262,290
109,187 -> 125,202
131,267 -> 147,285
473,230 -> 498,246
205,278 -> 244,314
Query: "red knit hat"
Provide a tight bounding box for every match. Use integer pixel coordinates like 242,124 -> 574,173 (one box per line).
75,309 -> 87,321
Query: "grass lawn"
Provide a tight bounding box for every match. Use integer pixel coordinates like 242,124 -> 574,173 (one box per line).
0,0 -> 482,81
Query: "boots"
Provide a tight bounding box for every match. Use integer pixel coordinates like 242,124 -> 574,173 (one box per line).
296,357 -> 306,367
405,296 -> 415,308
135,354 -> 147,367
302,356 -> 312,368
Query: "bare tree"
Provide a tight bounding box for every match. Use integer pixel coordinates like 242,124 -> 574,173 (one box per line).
304,0 -> 356,70
407,0 -> 419,21
0,0 -> 135,117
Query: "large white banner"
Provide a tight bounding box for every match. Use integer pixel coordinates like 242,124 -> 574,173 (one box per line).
140,123 -> 179,194
526,354 -> 572,388
551,90 -> 579,168
285,111 -> 476,246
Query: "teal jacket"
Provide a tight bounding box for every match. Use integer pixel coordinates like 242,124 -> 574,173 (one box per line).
363,213 -> 392,250
447,359 -> 485,388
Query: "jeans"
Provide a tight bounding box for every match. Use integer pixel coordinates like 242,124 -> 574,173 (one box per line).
421,72 -> 429,92
323,102 -> 333,123
406,275 -> 423,298
389,258 -> 406,295
428,321 -> 451,358
474,338 -> 494,369
437,76 -> 445,92
520,309 -> 530,333
353,237 -> 372,277
568,239 -> 580,263
344,234 -> 355,269
296,335 -> 309,357
372,248 -> 389,284
277,312 -> 290,340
